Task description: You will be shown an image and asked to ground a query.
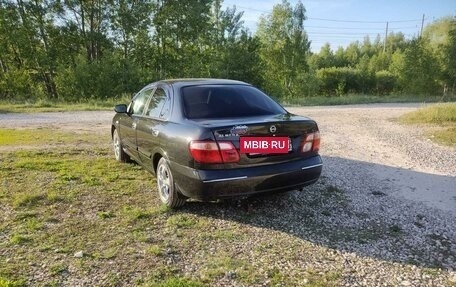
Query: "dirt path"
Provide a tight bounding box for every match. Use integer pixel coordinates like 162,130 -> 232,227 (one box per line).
0,111 -> 113,134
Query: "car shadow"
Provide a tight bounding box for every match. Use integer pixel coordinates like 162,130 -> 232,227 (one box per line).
181,156 -> 456,270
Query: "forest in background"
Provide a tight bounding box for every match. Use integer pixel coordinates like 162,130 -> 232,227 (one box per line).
0,0 -> 455,102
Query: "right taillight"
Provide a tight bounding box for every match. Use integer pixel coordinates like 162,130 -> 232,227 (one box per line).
218,142 -> 240,163
189,141 -> 240,164
301,131 -> 320,153
312,131 -> 320,152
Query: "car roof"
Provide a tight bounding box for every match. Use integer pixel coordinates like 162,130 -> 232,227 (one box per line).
151,78 -> 250,88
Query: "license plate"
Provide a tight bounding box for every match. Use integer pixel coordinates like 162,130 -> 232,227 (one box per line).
240,137 -> 291,154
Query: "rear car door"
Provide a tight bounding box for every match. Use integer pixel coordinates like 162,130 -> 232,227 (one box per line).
136,86 -> 172,169
120,88 -> 154,159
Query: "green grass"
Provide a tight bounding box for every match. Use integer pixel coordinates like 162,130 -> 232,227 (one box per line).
0,129 -> 103,146
200,254 -> 252,281
282,94 -> 456,106
96,211 -> 115,219
9,234 -> 31,245
167,214 -> 198,228
0,96 -> 131,113
400,103 -> 456,147
146,245 -> 163,257
305,270 -> 342,287
432,127 -> 456,146
49,264 -> 67,276
0,277 -> 25,287
156,277 -> 206,287
400,103 -> 456,124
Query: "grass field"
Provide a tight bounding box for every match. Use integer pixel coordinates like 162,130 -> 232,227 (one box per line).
282,94 -> 455,106
0,96 -> 131,113
400,103 -> 456,147
0,128 -> 345,286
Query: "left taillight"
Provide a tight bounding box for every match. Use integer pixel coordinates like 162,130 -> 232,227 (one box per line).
189,140 -> 240,164
301,131 -> 320,153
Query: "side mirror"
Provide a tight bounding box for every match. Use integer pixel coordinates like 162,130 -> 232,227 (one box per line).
114,104 -> 128,113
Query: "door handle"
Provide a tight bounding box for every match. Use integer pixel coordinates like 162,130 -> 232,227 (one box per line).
151,128 -> 159,137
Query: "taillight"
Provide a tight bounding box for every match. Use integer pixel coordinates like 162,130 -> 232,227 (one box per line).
218,142 -> 240,163
312,131 -> 320,152
189,141 -> 240,164
301,131 -> 320,153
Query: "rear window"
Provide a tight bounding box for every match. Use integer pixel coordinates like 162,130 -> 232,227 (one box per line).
181,85 -> 286,119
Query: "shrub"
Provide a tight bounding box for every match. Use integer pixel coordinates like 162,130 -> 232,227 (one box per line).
316,67 -> 374,96
375,70 -> 397,95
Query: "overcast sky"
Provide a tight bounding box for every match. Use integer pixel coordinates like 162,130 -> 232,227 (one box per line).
221,0 -> 456,52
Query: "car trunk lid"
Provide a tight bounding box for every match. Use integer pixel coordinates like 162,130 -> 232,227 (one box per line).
191,114 -> 319,168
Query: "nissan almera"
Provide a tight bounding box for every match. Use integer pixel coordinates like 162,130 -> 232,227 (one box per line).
111,79 -> 322,207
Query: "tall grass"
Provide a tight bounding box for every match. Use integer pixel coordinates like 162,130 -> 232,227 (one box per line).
282,94 -> 456,107
400,103 -> 456,147
0,94 -> 131,113
400,103 -> 456,124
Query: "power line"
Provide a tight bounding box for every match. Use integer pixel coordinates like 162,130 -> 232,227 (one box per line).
232,5 -> 269,13
229,3 -> 425,50
232,4 -> 426,24
305,25 -> 419,30
307,31 -> 384,36
311,33 -> 415,38
308,17 -> 425,23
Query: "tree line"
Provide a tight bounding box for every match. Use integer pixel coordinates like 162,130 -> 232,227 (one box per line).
0,0 -> 455,102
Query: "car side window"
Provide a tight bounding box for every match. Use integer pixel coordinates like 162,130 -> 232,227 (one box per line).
131,89 -> 153,115
146,88 -> 170,119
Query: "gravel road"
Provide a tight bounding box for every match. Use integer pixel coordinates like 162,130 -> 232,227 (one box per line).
288,103 -> 456,214
1,103 -> 455,286
0,111 -> 113,134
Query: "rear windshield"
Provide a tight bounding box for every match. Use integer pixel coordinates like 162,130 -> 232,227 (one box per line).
181,85 -> 286,119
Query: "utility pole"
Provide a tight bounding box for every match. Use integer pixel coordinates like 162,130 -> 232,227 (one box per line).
420,14 -> 425,37
383,21 -> 389,53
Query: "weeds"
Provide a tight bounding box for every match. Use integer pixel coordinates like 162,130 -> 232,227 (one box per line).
0,129 -> 101,146
0,96 -> 131,113
9,234 -> 31,245
400,103 -> 456,147
400,103 -> 456,124
0,277 -> 25,287
146,245 -> 163,257
282,94 -> 455,107
167,214 -> 198,228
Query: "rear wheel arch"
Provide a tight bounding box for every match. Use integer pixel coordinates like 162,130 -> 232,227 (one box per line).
152,153 -> 163,174
111,125 -> 116,138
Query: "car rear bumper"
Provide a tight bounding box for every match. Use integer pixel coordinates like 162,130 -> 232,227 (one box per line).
171,155 -> 322,200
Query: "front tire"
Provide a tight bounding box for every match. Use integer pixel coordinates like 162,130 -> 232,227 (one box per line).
113,129 -> 130,162
156,158 -> 186,208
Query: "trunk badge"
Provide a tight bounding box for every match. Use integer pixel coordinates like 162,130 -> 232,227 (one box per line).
269,125 -> 277,133
230,125 -> 248,135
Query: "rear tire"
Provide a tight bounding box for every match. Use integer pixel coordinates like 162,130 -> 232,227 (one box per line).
156,158 -> 186,208
113,129 -> 130,162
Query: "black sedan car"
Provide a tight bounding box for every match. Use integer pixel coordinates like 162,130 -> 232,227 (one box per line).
112,79 -> 322,207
